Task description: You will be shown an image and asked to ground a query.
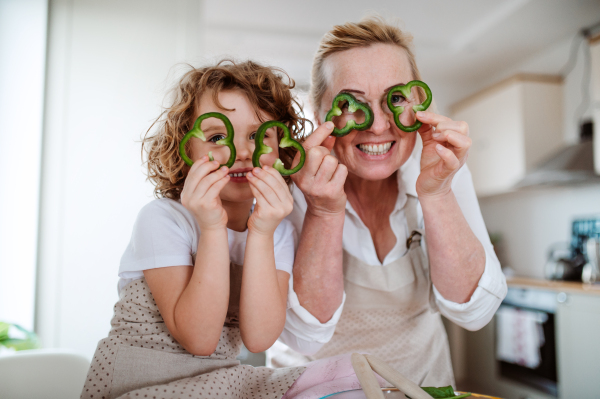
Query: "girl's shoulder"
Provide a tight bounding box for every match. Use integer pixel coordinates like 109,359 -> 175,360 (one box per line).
136,198 -> 196,228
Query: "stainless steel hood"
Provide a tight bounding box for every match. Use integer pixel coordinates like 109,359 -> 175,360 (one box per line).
515,139 -> 600,187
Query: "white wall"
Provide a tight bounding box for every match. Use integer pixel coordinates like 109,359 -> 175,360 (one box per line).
0,0 -> 47,331
37,0 -> 204,358
477,36 -> 600,278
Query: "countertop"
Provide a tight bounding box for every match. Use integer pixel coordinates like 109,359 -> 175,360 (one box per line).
507,276 -> 600,296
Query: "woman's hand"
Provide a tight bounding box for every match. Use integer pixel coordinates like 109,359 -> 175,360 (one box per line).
415,111 -> 472,198
180,156 -> 230,231
291,121 -> 348,217
246,165 -> 294,236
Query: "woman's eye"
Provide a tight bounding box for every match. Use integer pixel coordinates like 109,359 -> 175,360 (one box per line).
208,134 -> 225,143
391,94 -> 406,104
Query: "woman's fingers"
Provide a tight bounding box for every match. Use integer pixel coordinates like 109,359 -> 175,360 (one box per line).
315,154 -> 340,183
435,144 -> 461,178
432,130 -> 472,160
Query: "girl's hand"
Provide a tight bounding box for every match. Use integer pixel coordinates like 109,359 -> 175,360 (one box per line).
181,156 -> 230,231
246,165 -> 294,236
415,111 -> 471,199
290,121 -> 348,218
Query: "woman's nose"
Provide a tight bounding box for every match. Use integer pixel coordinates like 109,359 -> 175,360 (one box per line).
368,103 -> 390,135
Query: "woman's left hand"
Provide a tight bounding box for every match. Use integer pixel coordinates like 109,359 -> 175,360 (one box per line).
414,111 -> 471,199
246,165 -> 294,236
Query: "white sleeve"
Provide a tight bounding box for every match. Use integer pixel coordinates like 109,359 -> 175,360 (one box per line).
280,275 -> 346,355
119,200 -> 194,275
277,185 -> 345,355
431,165 -> 508,331
273,220 -> 296,275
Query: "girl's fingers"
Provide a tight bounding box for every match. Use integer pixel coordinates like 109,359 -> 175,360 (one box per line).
247,171 -> 280,208
247,178 -> 269,208
432,130 -> 472,160
202,173 -> 230,200
435,144 -> 461,178
250,166 -> 288,203
183,159 -> 220,193
195,166 -> 230,198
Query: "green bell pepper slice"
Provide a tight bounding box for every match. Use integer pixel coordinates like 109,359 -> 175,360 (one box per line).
386,80 -> 432,132
179,112 -> 236,168
325,92 -> 374,137
252,120 -> 305,176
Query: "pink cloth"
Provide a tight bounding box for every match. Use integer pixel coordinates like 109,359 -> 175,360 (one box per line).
282,354 -> 389,399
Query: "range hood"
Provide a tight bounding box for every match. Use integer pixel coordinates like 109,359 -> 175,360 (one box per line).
515,137 -> 600,187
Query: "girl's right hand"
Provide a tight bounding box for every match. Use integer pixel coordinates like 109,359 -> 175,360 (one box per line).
181,156 -> 230,231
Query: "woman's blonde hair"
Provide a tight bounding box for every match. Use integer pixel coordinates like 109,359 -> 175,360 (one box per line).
310,16 -> 422,113
142,60 -> 308,199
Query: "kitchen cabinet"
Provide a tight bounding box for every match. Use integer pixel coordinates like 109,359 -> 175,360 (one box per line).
450,74 -> 564,197
556,292 -> 600,398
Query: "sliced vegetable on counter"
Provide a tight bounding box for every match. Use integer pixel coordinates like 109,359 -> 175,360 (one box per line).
179,112 -> 236,168
252,120 -> 305,176
325,92 -> 374,137
386,80 -> 432,132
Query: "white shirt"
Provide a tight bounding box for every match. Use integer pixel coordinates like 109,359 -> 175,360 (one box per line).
279,144 -> 508,355
118,198 -> 295,293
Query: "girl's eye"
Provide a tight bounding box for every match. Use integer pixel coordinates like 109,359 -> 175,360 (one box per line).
249,132 -> 256,140
208,134 -> 225,143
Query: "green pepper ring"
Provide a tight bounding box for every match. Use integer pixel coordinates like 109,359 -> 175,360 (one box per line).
179,112 -> 236,168
325,93 -> 374,137
252,120 -> 306,176
386,80 -> 432,132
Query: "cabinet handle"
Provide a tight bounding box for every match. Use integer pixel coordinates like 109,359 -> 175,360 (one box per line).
556,292 -> 568,303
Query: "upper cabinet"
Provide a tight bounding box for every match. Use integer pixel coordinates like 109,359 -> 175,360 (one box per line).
451,75 -> 564,197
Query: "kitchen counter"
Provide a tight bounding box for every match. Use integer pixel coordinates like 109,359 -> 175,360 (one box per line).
507,276 -> 600,296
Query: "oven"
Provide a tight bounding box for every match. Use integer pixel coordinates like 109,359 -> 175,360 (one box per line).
495,287 -> 558,397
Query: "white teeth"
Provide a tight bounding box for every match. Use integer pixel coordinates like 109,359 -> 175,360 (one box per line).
229,172 -> 248,178
358,142 -> 392,155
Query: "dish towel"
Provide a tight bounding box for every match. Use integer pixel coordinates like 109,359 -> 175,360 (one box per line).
496,306 -> 547,369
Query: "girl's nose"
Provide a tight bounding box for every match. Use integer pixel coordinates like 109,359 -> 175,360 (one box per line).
233,137 -> 252,161
368,102 -> 391,135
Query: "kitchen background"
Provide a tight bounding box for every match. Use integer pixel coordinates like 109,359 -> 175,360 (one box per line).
1,0 -> 600,398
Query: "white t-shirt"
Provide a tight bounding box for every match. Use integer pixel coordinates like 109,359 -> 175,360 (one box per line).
118,198 -> 295,293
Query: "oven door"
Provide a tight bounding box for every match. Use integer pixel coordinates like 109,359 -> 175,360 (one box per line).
496,288 -> 558,397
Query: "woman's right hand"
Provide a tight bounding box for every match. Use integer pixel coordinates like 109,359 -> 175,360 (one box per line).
181,156 -> 230,231
291,121 -> 348,217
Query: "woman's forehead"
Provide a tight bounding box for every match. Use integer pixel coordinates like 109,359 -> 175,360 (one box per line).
325,43 -> 413,95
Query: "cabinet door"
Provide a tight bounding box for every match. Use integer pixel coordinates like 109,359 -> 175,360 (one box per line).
452,83 -> 526,196
556,293 -> 600,398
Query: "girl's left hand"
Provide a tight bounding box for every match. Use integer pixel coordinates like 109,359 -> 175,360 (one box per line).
414,111 -> 472,199
246,165 -> 294,236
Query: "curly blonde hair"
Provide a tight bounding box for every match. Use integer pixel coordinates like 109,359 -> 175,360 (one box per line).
142,60 -> 309,199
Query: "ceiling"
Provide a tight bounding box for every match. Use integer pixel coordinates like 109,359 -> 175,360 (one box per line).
199,0 -> 600,113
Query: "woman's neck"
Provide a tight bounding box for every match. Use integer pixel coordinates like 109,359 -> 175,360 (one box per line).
222,199 -> 254,232
344,171 -> 399,208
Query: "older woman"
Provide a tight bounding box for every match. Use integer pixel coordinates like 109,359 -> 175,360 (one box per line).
276,17 -> 507,387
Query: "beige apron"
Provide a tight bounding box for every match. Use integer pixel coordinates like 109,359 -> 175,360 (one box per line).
81,262 -> 305,399
279,195 -> 454,387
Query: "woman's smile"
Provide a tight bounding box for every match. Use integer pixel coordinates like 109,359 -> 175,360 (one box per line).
356,141 -> 395,156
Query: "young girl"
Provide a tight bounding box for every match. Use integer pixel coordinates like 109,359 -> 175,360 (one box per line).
81,60 -> 389,399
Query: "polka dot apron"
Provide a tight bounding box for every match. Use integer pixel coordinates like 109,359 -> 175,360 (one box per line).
81,263 -> 305,399
274,195 -> 455,387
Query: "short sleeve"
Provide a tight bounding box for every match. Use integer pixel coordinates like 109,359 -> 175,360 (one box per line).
273,219 -> 296,275
119,199 -> 196,277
